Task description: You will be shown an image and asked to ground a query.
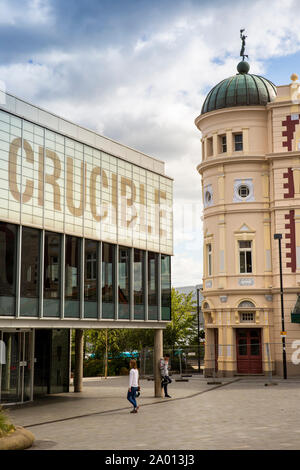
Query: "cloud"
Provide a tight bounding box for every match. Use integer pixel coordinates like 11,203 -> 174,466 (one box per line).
1,0 -> 300,285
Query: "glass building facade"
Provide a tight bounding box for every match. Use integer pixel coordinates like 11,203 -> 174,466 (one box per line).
0,222 -> 171,320
0,96 -> 173,404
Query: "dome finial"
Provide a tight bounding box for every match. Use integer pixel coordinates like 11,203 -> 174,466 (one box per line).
240,28 -> 248,61
237,29 -> 250,74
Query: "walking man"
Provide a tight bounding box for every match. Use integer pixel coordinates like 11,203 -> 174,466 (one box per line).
160,353 -> 172,398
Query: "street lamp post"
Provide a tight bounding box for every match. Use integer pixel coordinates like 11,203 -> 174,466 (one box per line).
196,285 -> 201,374
274,233 -> 288,379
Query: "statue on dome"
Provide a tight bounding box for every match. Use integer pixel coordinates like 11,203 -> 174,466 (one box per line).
240,29 -> 248,61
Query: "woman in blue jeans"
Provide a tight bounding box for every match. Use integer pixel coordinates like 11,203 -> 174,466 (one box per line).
127,359 -> 139,413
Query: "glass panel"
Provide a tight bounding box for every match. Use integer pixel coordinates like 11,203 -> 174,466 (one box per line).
49,329 -> 70,394
1,332 -> 21,403
102,243 -> 114,319
161,254 -> 171,321
33,329 -> 51,397
23,332 -> 32,401
250,339 -> 260,356
246,250 -> 252,273
234,134 -> 243,151
238,339 -> 247,356
0,222 -> 17,316
20,227 -> 40,317
239,251 -> 246,273
84,239 -> 98,318
239,240 -> 251,248
64,235 -> 80,317
148,251 -> 158,320
134,249 -> 145,320
251,329 -> 259,337
44,231 -> 61,317
118,246 -> 130,319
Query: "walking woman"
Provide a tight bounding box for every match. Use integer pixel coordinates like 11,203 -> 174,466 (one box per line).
127,359 -> 140,413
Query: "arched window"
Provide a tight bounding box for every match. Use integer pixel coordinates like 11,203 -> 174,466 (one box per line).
238,300 -> 255,323
238,300 -> 255,309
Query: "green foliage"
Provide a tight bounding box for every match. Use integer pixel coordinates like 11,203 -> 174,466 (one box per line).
0,407 -> 15,438
164,288 -> 197,348
83,358 -> 103,377
119,367 -> 129,376
73,288 -> 201,370
83,356 -> 134,377
83,328 -> 154,359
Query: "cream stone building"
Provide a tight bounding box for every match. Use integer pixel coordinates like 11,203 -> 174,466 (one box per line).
196,59 -> 300,377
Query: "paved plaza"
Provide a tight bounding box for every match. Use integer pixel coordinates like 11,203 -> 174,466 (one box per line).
5,375 -> 300,450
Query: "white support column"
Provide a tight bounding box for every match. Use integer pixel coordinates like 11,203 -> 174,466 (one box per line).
154,329 -> 163,397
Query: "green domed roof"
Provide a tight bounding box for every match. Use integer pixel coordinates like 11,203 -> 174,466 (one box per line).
201,61 -> 277,115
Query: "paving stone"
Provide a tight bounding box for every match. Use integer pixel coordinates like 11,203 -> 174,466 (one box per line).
6,375 -> 300,450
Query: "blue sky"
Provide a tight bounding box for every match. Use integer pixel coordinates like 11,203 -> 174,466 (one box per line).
1,0 -> 300,286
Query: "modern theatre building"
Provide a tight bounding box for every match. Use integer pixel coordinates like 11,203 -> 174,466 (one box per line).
0,91 -> 173,404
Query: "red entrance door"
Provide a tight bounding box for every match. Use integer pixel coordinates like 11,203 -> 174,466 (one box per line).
236,329 -> 262,374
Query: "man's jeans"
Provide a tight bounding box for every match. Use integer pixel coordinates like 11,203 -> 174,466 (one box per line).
161,376 -> 172,396
127,387 -> 138,408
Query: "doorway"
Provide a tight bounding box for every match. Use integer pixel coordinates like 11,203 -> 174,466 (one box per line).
236,329 -> 262,374
0,330 -> 34,404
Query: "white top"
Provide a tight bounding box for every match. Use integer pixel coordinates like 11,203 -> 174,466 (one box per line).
129,368 -> 139,388
159,358 -> 169,376
163,361 -> 169,377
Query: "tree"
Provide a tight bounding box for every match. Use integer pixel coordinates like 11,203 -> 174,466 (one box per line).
164,288 -> 197,348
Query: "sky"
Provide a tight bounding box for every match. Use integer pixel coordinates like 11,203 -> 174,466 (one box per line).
1,0 -> 300,287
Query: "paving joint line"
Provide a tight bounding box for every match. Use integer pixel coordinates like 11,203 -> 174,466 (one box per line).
23,378 -> 241,429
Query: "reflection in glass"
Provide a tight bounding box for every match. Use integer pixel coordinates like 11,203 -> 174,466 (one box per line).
148,251 -> 158,320
161,254 -> 171,321
134,249 -> 145,320
238,339 -> 247,356
250,339 -> 260,356
44,232 -> 61,317
0,222 -> 17,315
1,332 -> 21,402
65,235 -> 80,317
118,247 -> 130,319
84,239 -> 98,318
20,227 -> 40,317
102,243 -> 114,318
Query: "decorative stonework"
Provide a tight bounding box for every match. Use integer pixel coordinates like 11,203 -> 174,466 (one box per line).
233,179 -> 254,203
238,278 -> 254,286
283,168 -> 295,198
203,184 -> 213,208
282,115 -> 299,151
285,210 -> 296,272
